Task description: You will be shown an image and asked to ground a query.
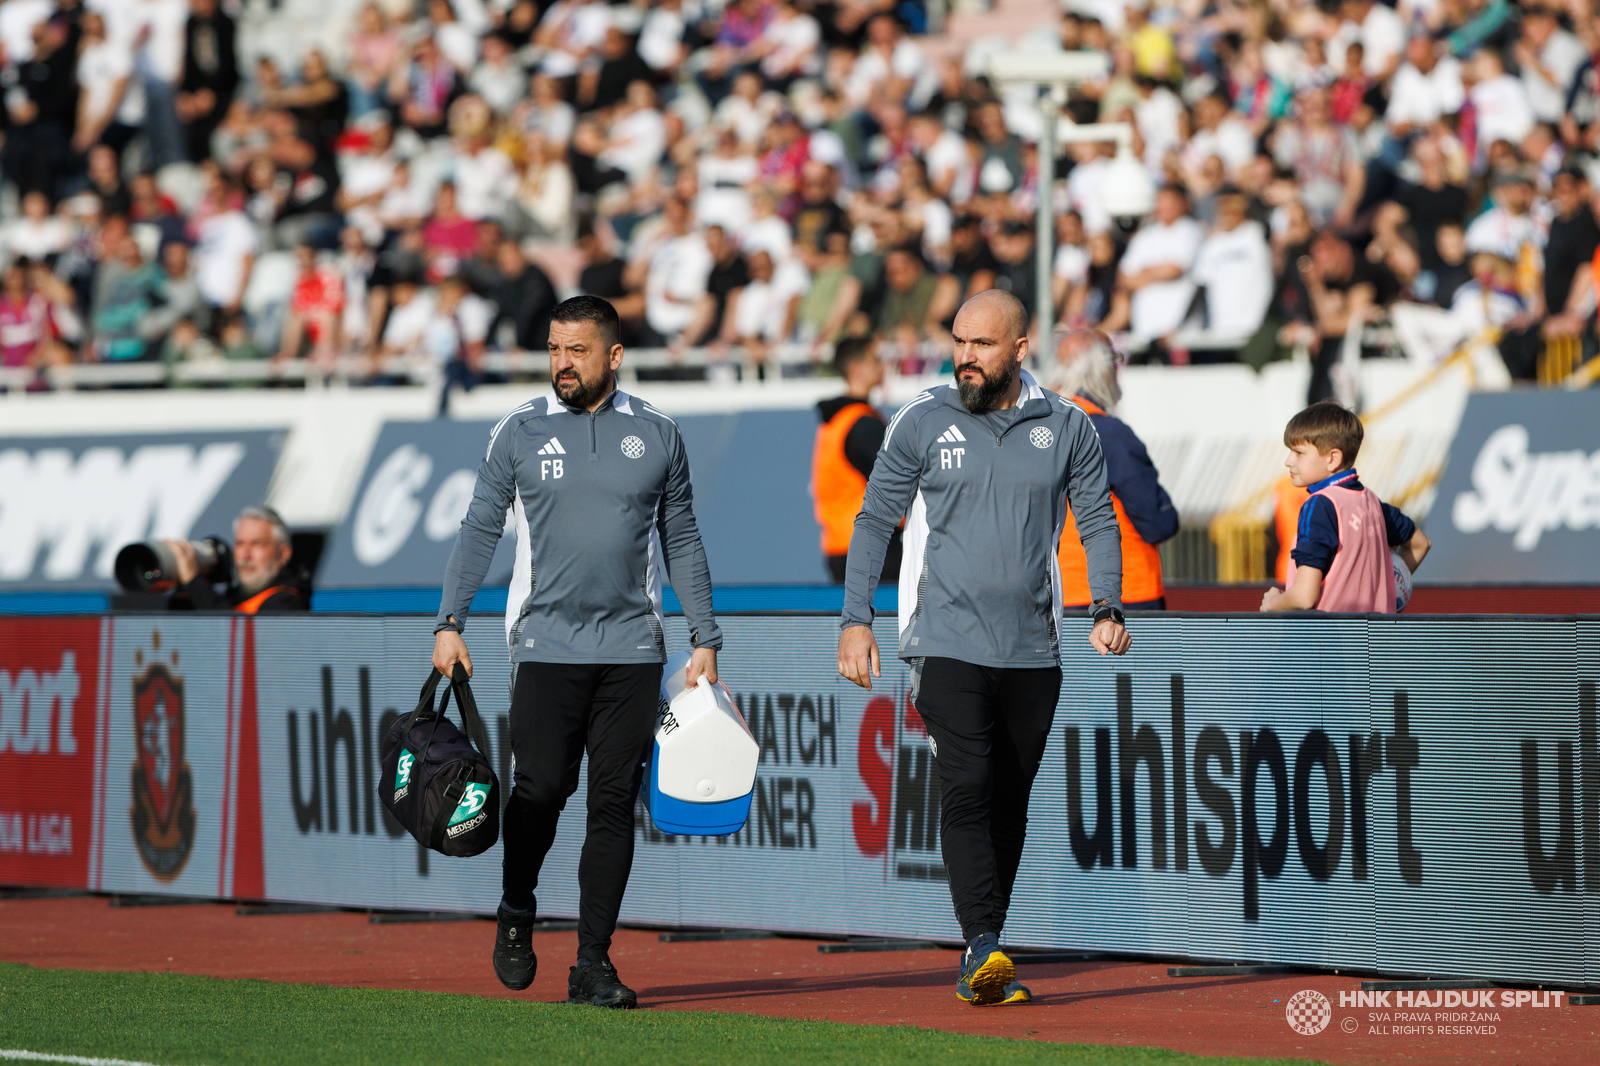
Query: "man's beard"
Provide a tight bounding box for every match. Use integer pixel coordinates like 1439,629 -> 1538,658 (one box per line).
237,565 -> 277,596
554,365 -> 614,409
956,359 -> 1018,413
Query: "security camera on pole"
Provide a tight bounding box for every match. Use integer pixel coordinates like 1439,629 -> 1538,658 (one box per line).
984,51 -> 1155,353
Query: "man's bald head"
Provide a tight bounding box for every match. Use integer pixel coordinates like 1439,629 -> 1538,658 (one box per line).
950,289 -> 1029,413
960,289 -> 1028,343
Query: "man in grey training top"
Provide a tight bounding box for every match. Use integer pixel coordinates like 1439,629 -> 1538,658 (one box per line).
837,291 -> 1130,1006
432,295 -> 721,1009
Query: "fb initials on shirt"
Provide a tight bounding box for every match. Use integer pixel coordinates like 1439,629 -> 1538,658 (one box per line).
541,459 -> 564,480
940,447 -> 965,469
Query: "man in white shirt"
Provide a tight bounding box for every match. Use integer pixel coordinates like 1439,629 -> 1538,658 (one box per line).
1336,0 -> 1407,81
1386,35 -> 1464,132
846,14 -> 937,112
1181,93 -> 1257,185
537,0 -> 611,79
336,117 -> 399,246
641,197 -> 713,341
1189,186 -> 1273,356
1513,9 -> 1588,125
1468,49 -> 1535,152
1116,185 -> 1203,345
118,0 -> 190,166
1465,170 -> 1547,262
910,110 -> 970,201
0,0 -> 52,63
194,197 -> 259,318
1134,77 -> 1185,170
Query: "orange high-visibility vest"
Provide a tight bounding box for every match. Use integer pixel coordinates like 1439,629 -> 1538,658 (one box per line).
1274,477 -> 1310,585
1057,396 -> 1165,606
811,401 -> 878,556
236,585 -> 296,614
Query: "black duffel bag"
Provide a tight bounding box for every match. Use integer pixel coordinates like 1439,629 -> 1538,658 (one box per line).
379,665 -> 500,857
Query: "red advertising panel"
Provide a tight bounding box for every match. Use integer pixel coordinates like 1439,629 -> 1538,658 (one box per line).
0,618 -> 101,886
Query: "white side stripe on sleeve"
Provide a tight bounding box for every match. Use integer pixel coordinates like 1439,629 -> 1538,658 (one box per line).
485,400 -> 538,459
882,392 -> 937,447
640,402 -> 677,425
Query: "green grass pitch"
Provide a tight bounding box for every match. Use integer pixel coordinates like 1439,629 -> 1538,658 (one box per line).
0,963 -> 1323,1066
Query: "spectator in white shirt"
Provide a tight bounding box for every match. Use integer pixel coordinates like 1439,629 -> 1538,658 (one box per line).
1189,186 -> 1274,354
467,33 -> 527,116
1336,0 -> 1407,82
518,75 -> 576,150
1181,93 -> 1257,186
447,96 -> 518,220
336,116 -> 400,246
0,0 -> 51,64
1385,35 -> 1463,135
1134,75 -> 1186,171
2,190 -> 73,261
637,0 -> 688,74
193,180 -> 259,318
1465,170 -> 1546,263
740,187 -> 794,263
599,80 -> 666,186
910,109 -> 970,202
1513,9 -> 1588,125
1108,185 -> 1204,345
74,10 -> 141,154
535,0 -> 611,79
719,248 -> 807,367
127,0 -> 191,167
846,15 -> 937,113
1467,49 -> 1535,155
757,0 -> 821,84
640,197 -> 713,341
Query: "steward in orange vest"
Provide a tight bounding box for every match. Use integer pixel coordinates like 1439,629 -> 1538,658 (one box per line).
1048,330 -> 1177,609
811,338 -> 902,583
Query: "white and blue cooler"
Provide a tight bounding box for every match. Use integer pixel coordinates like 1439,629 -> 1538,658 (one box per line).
646,651 -> 759,835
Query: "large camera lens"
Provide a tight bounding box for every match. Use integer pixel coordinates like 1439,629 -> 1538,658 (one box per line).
114,541 -> 182,592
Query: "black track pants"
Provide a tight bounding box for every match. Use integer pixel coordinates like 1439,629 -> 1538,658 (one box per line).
913,657 -> 1062,942
500,661 -> 662,962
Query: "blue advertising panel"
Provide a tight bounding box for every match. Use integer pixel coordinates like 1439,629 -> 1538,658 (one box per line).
320,409 -> 827,588
1423,390 -> 1600,584
0,430 -> 283,590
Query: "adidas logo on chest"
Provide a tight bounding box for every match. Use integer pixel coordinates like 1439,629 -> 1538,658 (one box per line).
537,438 -> 567,455
935,425 -> 966,444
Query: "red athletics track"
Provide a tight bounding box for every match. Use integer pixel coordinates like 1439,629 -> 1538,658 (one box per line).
1,896 -> 1593,1066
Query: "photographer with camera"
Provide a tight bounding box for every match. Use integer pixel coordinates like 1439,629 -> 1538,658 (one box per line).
171,506 -> 309,613
115,505 -> 311,613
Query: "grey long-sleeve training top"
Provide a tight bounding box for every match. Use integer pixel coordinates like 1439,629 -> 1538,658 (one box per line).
436,389 -> 722,664
841,370 -> 1122,669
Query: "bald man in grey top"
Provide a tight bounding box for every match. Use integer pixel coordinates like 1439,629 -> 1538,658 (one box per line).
837,291 -> 1130,1006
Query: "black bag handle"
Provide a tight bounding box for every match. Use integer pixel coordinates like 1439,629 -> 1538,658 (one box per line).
447,664 -> 494,763
408,665 -> 493,766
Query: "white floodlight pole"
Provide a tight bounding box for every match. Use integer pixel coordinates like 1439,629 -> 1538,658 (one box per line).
1036,87 -> 1059,359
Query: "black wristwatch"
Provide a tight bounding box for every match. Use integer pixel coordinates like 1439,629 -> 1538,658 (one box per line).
1091,604 -> 1126,628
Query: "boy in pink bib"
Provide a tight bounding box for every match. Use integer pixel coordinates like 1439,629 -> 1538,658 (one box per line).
1261,400 -> 1430,613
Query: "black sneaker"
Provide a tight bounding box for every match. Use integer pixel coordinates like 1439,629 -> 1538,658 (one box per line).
493,903 -> 537,991
567,959 -> 638,1008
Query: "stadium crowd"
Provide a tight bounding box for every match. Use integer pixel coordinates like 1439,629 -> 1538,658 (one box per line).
0,0 -> 1597,399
